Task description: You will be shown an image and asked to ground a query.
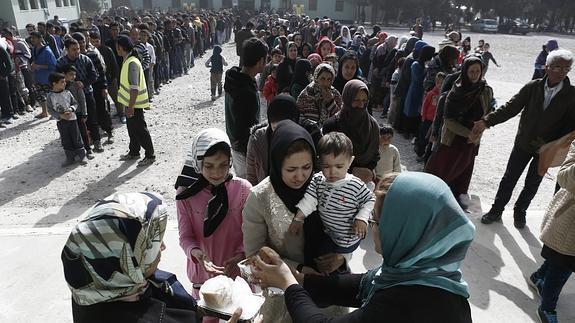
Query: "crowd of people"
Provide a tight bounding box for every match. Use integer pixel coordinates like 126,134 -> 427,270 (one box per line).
6,6 -> 566,323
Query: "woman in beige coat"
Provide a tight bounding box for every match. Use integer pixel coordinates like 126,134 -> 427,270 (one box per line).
528,140 -> 575,323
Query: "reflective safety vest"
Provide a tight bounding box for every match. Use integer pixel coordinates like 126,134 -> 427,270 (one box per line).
118,55 -> 149,109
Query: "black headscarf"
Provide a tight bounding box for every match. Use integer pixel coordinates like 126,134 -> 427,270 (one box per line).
333,51 -> 360,94
445,57 -> 486,129
269,120 -> 316,213
291,59 -> 312,87
174,129 -> 233,237
418,45 -> 436,64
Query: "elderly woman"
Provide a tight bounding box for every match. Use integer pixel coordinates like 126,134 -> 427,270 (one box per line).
296,63 -> 343,127
426,57 -> 493,204
323,80 -> 380,184
529,140 -> 575,323
243,120 -> 348,322
251,172 -> 475,323
246,94 -> 301,186
175,128 -> 252,314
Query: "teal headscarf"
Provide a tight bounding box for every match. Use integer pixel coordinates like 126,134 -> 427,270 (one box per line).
359,172 -> 475,305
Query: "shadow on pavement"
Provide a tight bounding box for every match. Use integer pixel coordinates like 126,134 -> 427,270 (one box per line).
0,118 -> 46,141
33,161 -> 147,227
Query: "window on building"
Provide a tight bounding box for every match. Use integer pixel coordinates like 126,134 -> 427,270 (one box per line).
55,0 -> 62,7
29,0 -> 38,9
309,0 -> 317,11
40,0 -> 47,8
335,0 -> 344,12
63,0 -> 69,6
70,0 -> 76,5
18,0 -> 28,10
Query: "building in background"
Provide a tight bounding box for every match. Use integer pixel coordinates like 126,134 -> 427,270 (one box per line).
0,0 -> 81,35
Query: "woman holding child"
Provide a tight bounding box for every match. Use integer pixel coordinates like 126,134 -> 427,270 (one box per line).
323,79 -> 380,184
296,63 -> 343,127
175,128 -> 252,322
242,120 -> 348,322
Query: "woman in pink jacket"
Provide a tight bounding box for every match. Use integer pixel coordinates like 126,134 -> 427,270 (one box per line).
175,128 -> 252,311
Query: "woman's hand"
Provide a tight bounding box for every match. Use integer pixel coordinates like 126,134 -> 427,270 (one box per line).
252,255 -> 299,291
191,249 -> 225,276
223,253 -> 245,276
321,88 -> 334,102
227,308 -> 263,323
314,253 -> 345,274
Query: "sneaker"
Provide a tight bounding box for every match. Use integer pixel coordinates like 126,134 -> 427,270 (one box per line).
11,114 -> 19,119
514,211 -> 527,229
121,116 -> 127,124
86,151 -> 95,160
120,153 -> 140,161
481,210 -> 502,224
137,156 -> 156,167
528,272 -> 543,297
26,105 -> 34,112
537,307 -> 558,323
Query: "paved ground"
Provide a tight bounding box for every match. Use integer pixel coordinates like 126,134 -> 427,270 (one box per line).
1,29 -> 575,322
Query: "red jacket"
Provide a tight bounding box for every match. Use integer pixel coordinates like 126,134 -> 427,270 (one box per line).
421,85 -> 440,122
263,75 -> 278,103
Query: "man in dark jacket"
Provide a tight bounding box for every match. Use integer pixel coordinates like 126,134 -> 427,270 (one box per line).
224,37 -> 268,179
475,49 -> 575,229
234,22 -> 256,68
0,45 -> 14,125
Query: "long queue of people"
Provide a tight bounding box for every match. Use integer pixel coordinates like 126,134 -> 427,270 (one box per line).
49,9 -> 575,323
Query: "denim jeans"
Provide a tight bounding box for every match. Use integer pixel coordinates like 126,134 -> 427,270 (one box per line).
232,150 -> 247,179
490,145 -> 543,216
535,260 -> 573,311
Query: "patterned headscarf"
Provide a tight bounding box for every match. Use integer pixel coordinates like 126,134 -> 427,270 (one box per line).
61,192 -> 168,305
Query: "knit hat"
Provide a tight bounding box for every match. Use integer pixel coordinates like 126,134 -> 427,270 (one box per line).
117,35 -> 134,51
447,31 -> 460,43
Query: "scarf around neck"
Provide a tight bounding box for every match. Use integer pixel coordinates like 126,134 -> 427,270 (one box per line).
174,128 -> 233,237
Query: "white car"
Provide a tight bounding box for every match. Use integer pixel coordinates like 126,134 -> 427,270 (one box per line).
470,19 -> 498,33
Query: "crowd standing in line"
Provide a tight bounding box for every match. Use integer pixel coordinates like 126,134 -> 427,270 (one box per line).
26,7 -> 572,323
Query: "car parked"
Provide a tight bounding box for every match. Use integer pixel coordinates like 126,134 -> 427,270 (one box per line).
498,19 -> 530,35
470,19 -> 499,33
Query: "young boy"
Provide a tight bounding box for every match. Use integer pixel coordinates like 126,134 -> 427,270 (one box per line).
60,64 -> 94,160
481,43 -> 500,75
374,125 -> 402,181
289,132 -> 375,259
205,45 -> 228,101
258,47 -> 283,91
47,72 -> 87,167
416,72 -> 445,158
262,64 -> 278,104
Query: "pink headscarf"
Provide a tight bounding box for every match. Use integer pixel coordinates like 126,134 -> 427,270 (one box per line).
307,53 -> 322,68
377,31 -> 388,44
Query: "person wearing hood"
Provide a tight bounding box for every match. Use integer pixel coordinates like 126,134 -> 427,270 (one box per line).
474,49 -> 575,229
301,42 -> 313,59
423,44 -> 459,92
246,94 -> 301,186
277,41 -> 298,93
426,57 -> 494,205
307,53 -> 322,69
205,45 -> 228,101
234,21 -> 256,67
368,25 -> 381,39
297,63 -> 343,127
533,39 -> 559,80
334,26 -> 351,48
290,59 -> 313,98
316,36 -> 335,59
349,34 -> 366,58
403,45 -> 436,139
175,129 -> 252,321
323,80 -> 380,184
333,51 -> 362,94
251,172 -> 475,323
224,38 -> 268,179
393,38 -> 425,133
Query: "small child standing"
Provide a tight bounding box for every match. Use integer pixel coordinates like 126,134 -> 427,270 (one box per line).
258,47 -> 283,91
481,43 -> 500,76
205,45 -> 228,101
387,57 -> 405,124
60,64 -> 94,160
416,72 -> 445,158
47,72 -> 86,167
289,132 -> 375,260
374,125 -> 402,181
262,64 -> 278,104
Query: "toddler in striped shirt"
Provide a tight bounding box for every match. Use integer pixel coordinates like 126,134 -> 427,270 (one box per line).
289,132 -> 375,255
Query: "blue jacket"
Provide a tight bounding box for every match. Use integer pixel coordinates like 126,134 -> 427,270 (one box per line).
31,45 -> 57,85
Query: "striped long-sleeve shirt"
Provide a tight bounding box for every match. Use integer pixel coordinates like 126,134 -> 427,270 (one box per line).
297,173 -> 375,248
135,42 -> 150,71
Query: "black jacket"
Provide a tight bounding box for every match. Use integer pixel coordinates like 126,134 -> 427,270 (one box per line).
224,66 -> 260,153
0,46 -> 13,78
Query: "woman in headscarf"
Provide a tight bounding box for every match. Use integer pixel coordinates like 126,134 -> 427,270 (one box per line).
316,36 -> 335,59
332,51 -> 362,94
301,42 -> 313,59
246,94 -> 300,186
334,25 -> 351,48
423,44 -> 459,92
368,35 -> 397,113
403,45 -> 436,139
277,41 -> 299,93
175,128 -> 252,313
290,59 -> 313,98
349,34 -> 366,58
426,57 -> 494,204
296,63 -> 343,127
243,120 -> 348,323
323,80 -> 379,184
274,35 -> 289,55
307,52 -> 322,69
61,192 -> 199,322
251,172 -> 475,323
